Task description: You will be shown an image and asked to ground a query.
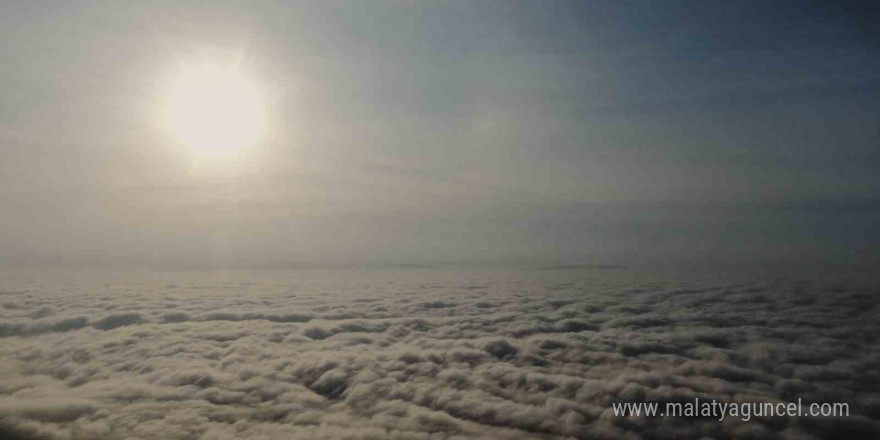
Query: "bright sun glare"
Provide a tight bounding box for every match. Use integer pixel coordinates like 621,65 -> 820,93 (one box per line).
165,61 -> 266,159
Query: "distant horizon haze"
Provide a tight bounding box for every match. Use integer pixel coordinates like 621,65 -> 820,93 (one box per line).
1,1 -> 878,268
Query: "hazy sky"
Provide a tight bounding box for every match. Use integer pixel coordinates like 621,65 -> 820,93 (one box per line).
1,1 -> 878,268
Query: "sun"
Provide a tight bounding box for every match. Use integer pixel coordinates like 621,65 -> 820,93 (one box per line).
164,61 -> 267,159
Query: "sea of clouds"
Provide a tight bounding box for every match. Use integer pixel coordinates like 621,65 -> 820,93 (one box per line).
0,268 -> 878,440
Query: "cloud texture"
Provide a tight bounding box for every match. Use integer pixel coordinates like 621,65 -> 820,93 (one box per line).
0,269 -> 878,439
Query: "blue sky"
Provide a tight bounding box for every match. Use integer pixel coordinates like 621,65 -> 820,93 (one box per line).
1,1 -> 878,267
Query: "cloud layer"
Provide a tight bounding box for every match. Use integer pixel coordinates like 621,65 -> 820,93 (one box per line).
0,269 -> 878,439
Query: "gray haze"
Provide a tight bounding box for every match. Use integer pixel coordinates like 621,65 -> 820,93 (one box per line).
2,1 -> 879,268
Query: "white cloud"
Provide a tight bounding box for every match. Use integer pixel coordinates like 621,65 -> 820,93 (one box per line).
0,270 -> 877,439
